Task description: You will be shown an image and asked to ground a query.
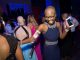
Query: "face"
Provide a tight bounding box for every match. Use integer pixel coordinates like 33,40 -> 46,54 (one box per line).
28,15 -> 36,24
17,16 -> 25,25
62,13 -> 68,20
29,17 -> 34,23
45,8 -> 56,25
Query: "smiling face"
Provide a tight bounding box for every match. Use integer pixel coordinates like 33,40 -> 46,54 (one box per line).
44,6 -> 56,25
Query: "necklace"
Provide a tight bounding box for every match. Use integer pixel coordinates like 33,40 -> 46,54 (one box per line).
44,22 -> 56,29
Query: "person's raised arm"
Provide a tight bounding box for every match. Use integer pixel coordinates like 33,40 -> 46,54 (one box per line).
57,22 -> 69,39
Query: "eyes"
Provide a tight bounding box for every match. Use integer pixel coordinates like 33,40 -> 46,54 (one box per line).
45,16 -> 55,19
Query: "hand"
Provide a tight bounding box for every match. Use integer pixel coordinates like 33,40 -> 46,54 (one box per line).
64,21 -> 71,29
30,37 -> 35,42
64,21 -> 70,32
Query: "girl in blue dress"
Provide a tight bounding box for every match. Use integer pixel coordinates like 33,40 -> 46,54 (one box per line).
14,16 -> 37,60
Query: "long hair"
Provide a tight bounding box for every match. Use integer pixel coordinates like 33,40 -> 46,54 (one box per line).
27,15 -> 38,26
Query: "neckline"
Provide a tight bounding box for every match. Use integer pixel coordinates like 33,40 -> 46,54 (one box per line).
44,22 -> 56,29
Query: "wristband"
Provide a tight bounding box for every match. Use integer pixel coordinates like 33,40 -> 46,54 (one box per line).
33,30 -> 41,39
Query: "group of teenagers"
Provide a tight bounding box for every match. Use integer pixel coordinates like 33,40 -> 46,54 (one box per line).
0,6 -> 78,60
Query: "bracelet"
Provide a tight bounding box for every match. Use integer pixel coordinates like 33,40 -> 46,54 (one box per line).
33,30 -> 41,39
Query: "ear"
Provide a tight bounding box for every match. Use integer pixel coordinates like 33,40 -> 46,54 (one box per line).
55,13 -> 57,18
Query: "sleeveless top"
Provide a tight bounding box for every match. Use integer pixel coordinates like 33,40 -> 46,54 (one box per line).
14,25 -> 31,41
0,34 -> 18,60
43,22 -> 60,45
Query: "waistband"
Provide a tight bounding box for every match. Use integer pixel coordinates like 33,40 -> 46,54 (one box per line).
45,40 -> 58,45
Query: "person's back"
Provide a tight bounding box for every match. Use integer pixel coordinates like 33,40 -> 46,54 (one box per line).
0,34 -> 23,60
0,35 -> 10,60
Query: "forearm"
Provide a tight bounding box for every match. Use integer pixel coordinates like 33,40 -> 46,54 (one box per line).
16,45 -> 24,60
20,27 -> 42,44
19,30 -> 41,44
60,21 -> 69,39
20,37 -> 34,44
22,30 -> 41,44
60,30 -> 68,39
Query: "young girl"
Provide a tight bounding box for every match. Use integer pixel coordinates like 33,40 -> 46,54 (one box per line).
27,15 -> 42,60
14,16 -> 37,60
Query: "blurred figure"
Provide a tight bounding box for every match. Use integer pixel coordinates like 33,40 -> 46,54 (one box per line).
61,13 -> 79,60
27,15 -> 42,60
0,19 -> 23,60
5,20 -> 13,35
62,13 -> 79,32
14,16 -> 37,60
0,17 -> 5,34
69,14 -> 79,32
14,16 -> 31,42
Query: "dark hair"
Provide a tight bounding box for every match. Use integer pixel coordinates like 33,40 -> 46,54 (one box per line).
0,20 -> 5,34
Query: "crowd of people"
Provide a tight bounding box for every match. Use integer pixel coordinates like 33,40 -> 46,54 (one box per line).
0,6 -> 80,60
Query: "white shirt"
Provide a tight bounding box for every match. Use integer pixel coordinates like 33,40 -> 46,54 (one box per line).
70,16 -> 79,32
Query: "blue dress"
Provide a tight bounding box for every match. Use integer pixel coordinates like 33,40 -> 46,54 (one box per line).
14,25 -> 38,60
20,43 -> 38,60
43,22 -> 61,60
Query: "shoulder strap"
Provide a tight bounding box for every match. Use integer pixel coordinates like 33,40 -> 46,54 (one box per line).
14,26 -> 20,37
14,26 -> 29,40
21,26 -> 29,39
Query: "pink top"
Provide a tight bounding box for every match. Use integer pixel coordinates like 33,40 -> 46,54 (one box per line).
28,24 -> 42,60
31,25 -> 36,35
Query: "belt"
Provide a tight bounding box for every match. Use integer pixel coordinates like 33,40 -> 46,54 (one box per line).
45,40 -> 58,45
